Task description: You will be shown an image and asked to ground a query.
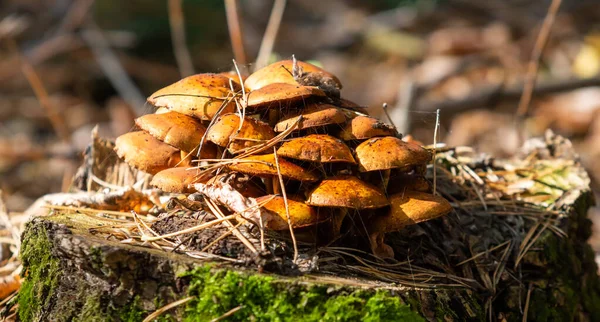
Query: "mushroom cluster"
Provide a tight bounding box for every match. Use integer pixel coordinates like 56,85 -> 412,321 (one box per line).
114,59 -> 452,258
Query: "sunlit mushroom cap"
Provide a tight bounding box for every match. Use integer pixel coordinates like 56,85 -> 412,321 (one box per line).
355,136 -> 431,172
246,83 -> 325,108
114,131 -> 184,174
135,111 -> 208,153
277,134 -> 355,163
369,191 -> 451,234
227,154 -> 319,182
218,71 -> 246,87
306,175 -> 389,209
274,103 -> 347,132
244,59 -> 342,91
256,195 -> 323,230
150,167 -> 212,193
339,116 -> 398,140
147,73 -> 238,120
206,113 -> 275,153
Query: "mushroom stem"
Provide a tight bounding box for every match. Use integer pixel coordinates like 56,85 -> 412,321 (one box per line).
272,178 -> 281,195
380,169 -> 391,193
369,232 -> 394,259
331,208 -> 348,238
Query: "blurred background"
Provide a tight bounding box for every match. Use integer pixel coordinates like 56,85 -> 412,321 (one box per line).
1,0 -> 600,258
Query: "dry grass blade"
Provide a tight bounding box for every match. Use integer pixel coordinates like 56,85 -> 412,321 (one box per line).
168,0 -> 194,77
141,214 -> 238,242
210,305 -> 245,322
142,296 -> 194,322
254,0 -> 287,71
235,116 -> 302,158
522,283 -> 533,322
205,198 -> 258,254
273,147 -> 298,263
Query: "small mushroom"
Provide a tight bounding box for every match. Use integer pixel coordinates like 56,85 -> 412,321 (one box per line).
306,175 -> 390,236
244,59 -> 342,93
355,136 -> 431,172
135,111 -> 216,158
206,113 -> 275,153
256,195 -> 324,230
147,73 -> 239,120
150,167 -> 212,193
339,116 -> 398,141
245,83 -> 326,109
114,131 -> 186,174
227,154 -> 319,182
368,191 -> 452,258
277,134 -> 355,163
274,104 -> 347,132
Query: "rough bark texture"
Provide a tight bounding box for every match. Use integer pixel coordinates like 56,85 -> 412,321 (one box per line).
16,188 -> 600,322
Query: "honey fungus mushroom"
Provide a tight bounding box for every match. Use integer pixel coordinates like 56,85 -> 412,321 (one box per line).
206,113 -> 275,154
135,111 -> 216,159
277,134 -> 355,164
227,154 -> 319,183
147,73 -> 239,120
245,83 -> 326,109
114,131 -> 187,175
256,195 -> 323,230
368,191 -> 452,258
339,115 -> 398,141
355,136 -> 431,172
151,167 -> 212,193
306,175 -> 389,236
244,59 -> 342,96
274,104 -> 347,132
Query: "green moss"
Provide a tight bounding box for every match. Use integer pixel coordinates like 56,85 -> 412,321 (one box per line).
18,223 -> 61,322
181,266 -> 425,322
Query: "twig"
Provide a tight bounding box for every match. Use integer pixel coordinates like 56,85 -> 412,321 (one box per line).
224,0 -> 247,65
273,147 -> 298,263
516,0 -> 562,117
433,109 -> 440,195
210,305 -> 244,322
142,296 -> 194,322
254,0 -> 287,71
11,42 -> 71,143
81,23 -> 146,116
168,0 -> 195,77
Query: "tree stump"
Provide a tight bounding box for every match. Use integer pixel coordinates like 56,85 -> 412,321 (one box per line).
14,132 -> 600,321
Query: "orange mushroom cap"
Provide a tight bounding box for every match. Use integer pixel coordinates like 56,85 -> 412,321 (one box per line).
306,175 -> 389,209
277,134 -> 355,163
206,113 -> 275,154
150,167 -> 212,193
135,111 -> 208,153
339,115 -> 398,141
148,73 -> 238,120
245,83 -> 326,109
274,103 -> 347,132
114,131 -> 185,175
256,195 -> 323,230
227,154 -> 319,182
244,59 -> 342,92
355,136 -> 431,172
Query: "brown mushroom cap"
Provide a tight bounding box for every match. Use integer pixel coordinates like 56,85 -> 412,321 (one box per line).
339,115 -> 398,140
355,136 -> 431,172
150,167 -> 212,193
135,111 -> 208,153
256,195 -> 323,230
369,191 -> 451,234
277,134 -> 355,163
245,83 -> 325,109
227,154 -> 319,182
274,104 -> 347,132
306,175 -> 389,209
367,191 -> 451,258
147,73 -> 238,120
244,59 -> 342,91
206,113 -> 275,153
114,131 -> 184,174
